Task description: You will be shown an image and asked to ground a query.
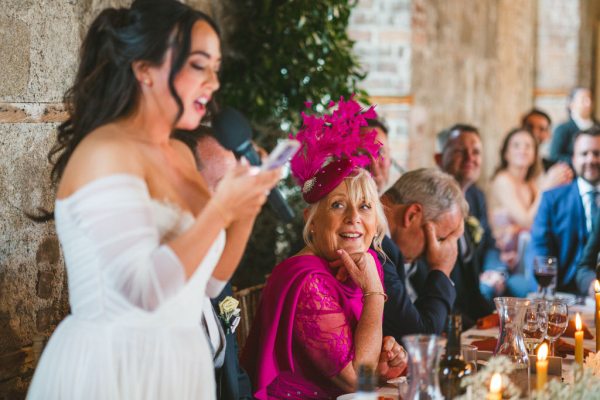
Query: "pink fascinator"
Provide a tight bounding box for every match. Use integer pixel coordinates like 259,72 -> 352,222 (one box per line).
290,96 -> 381,203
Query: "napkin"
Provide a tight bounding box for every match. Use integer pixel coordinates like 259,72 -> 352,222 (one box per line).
476,313 -> 499,329
564,317 -> 594,339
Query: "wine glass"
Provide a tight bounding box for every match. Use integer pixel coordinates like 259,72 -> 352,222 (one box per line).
546,299 -> 568,357
522,299 -> 548,354
534,256 -> 558,298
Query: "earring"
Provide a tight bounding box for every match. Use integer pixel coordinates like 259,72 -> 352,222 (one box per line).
143,78 -> 152,87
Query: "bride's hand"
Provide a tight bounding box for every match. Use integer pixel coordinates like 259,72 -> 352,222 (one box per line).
377,336 -> 408,379
211,161 -> 281,224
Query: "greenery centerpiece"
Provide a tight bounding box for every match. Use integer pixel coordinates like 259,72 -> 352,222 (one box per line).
217,0 -> 369,288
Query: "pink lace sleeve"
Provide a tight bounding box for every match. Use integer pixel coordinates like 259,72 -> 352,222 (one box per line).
293,274 -> 354,377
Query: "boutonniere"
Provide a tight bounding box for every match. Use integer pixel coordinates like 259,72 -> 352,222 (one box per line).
465,216 -> 484,245
218,296 -> 241,335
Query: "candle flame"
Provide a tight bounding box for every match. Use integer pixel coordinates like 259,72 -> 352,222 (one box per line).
576,313 -> 582,331
538,343 -> 548,361
490,373 -> 502,393
595,280 -> 600,293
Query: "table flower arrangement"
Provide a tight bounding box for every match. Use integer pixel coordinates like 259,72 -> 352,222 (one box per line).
455,354 -> 600,400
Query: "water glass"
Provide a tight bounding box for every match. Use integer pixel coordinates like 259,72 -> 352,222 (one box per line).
546,299 -> 568,357
461,344 -> 478,372
522,299 -> 548,354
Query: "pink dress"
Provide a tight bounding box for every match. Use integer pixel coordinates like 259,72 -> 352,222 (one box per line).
241,250 -> 384,399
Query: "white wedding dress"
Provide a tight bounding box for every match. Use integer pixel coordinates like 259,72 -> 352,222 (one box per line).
27,174 -> 225,400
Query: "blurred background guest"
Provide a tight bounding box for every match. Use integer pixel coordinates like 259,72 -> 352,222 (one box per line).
530,126 -> 600,294
434,125 -> 513,302
549,87 -> 596,164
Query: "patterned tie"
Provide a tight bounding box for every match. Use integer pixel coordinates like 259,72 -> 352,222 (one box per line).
590,190 -> 599,230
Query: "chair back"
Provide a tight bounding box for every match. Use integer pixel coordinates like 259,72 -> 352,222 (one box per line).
233,283 -> 265,350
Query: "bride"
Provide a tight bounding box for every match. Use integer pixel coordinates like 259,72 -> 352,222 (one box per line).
26,1 -> 280,399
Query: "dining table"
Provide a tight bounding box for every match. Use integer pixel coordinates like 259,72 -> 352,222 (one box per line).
461,294 -> 598,384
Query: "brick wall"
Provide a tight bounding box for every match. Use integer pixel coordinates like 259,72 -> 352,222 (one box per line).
349,0 -> 412,172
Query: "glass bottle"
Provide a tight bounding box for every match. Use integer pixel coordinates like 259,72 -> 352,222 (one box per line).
439,314 -> 473,398
494,297 -> 531,397
355,364 -> 377,400
403,334 -> 444,400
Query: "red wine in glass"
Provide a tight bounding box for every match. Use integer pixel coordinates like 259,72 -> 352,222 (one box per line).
534,256 -> 558,298
534,271 -> 555,288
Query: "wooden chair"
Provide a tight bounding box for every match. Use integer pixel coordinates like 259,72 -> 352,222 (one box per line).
233,283 -> 265,351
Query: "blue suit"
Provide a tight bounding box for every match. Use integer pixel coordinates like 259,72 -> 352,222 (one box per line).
529,182 -> 588,293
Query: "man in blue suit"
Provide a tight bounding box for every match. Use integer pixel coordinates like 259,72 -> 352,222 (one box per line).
530,126 -> 600,294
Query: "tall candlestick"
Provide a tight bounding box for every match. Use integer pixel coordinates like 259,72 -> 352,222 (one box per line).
486,373 -> 502,400
536,343 -> 548,390
596,281 -> 600,351
575,312 -> 584,365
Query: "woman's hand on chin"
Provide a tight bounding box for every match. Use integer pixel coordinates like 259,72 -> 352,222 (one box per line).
377,336 -> 408,379
328,249 -> 382,292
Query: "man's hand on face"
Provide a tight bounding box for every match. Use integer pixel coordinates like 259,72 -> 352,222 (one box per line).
423,219 -> 464,277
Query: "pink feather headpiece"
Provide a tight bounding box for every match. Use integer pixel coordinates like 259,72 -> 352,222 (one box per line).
290,96 -> 381,203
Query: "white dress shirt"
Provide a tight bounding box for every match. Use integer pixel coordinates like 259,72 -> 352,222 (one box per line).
577,177 -> 600,233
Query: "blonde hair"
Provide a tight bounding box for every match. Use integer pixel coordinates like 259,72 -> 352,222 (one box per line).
302,168 -> 387,258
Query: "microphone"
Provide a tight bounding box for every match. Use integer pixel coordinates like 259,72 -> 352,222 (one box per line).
213,106 -> 295,222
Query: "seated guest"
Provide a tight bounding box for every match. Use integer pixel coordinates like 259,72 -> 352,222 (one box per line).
489,128 -> 545,274
242,98 -> 407,399
380,168 -> 465,339
173,128 -> 253,400
575,210 -> 600,296
521,109 -> 574,192
522,108 -> 552,148
435,125 -> 519,300
549,87 -> 596,164
530,126 -> 600,293
362,118 -> 393,193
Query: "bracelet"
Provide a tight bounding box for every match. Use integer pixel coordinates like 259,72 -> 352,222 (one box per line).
211,199 -> 232,226
362,291 -> 388,303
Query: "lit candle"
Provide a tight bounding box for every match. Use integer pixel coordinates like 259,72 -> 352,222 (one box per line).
487,373 -> 502,400
536,343 -> 548,390
596,280 -> 600,351
575,312 -> 584,365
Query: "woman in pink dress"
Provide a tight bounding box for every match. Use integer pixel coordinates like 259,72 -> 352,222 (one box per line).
242,98 -> 407,399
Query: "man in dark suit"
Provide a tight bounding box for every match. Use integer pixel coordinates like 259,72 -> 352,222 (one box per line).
530,126 -> 600,294
173,128 -> 253,400
575,210 -> 600,296
432,124 -> 514,326
380,168 -> 465,340
211,284 -> 253,400
549,87 -> 595,164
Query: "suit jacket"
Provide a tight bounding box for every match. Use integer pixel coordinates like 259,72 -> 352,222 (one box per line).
529,181 -> 588,293
464,185 -> 504,271
449,224 -> 495,329
549,118 -> 579,164
212,284 -> 253,400
380,236 -> 456,341
575,210 -> 600,293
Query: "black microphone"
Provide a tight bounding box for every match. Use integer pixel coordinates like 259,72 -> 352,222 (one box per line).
213,106 -> 295,222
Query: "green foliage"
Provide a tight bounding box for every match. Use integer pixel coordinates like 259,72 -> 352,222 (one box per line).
218,0 -> 368,288
219,0 -> 368,141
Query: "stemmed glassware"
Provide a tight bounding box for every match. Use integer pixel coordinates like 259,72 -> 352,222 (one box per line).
534,256 -> 558,299
522,299 -> 548,354
546,299 -> 568,357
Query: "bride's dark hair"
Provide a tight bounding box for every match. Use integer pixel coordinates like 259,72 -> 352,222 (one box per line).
31,0 -> 220,221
